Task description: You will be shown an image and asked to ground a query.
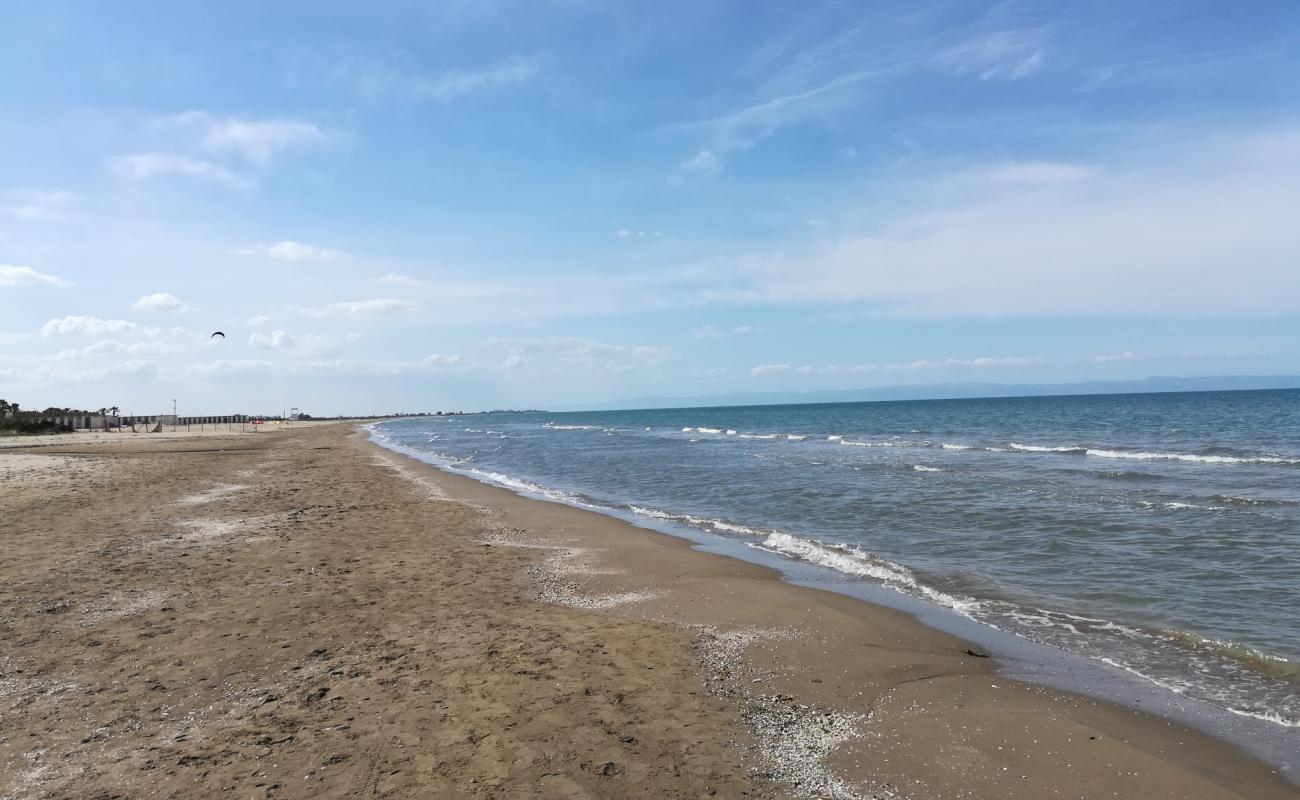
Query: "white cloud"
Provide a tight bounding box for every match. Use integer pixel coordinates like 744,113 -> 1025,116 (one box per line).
246,315 -> 271,328
56,339 -> 182,359
249,330 -> 294,350
1,265 -> 71,287
106,153 -> 250,189
248,330 -> 342,357
236,240 -> 344,261
683,127 -> 1300,318
303,298 -> 418,319
132,292 -> 189,312
0,359 -> 160,384
503,354 -> 524,369
153,111 -> 328,164
615,230 -> 662,238
0,366 -> 45,383
41,316 -> 137,337
205,118 -> 324,163
290,354 -> 461,375
377,272 -> 425,286
186,359 -> 275,378
70,360 -> 161,383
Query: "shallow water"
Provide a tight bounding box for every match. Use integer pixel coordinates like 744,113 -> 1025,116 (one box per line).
374,389 -> 1300,730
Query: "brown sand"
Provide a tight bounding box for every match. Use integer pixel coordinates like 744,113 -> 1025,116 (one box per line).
0,424 -> 1293,799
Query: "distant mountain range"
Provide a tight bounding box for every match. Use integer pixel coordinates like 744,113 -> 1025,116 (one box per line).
572,375 -> 1300,412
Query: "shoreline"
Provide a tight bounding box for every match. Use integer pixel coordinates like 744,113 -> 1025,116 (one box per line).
366,425 -> 1299,797
367,426 -> 1300,776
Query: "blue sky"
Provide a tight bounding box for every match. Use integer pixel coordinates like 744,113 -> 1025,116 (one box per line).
2,1 -> 1299,414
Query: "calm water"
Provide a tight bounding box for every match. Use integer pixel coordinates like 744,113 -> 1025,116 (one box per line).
373,389 -> 1300,729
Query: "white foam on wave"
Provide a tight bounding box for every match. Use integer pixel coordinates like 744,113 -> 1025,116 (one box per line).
826,435 -> 842,441
941,443 -> 972,450
626,505 -> 768,537
739,433 -> 779,439
755,532 -> 915,585
545,423 -> 601,430
725,429 -> 737,435
786,434 -> 807,441
1225,707 -> 1300,728
1087,448 -> 1298,465
697,427 -> 723,434
1141,500 -> 1226,512
913,465 -> 942,473
1002,440 -> 1298,465
467,469 -> 588,507
1010,443 -> 1087,454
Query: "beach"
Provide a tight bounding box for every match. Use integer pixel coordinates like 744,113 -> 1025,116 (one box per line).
1,422 -> 1294,799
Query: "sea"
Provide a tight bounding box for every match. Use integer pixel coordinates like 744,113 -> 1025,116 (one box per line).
370,389 -> 1299,753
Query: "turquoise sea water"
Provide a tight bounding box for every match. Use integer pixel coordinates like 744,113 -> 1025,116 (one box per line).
373,389 -> 1299,730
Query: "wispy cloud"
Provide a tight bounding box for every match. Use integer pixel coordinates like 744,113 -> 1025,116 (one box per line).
377,272 -> 426,286
969,161 -> 1094,184
938,29 -> 1046,81
290,354 -> 461,375
154,111 -> 328,163
694,324 -> 763,338
412,56 -> 538,101
106,153 -> 251,189
1091,351 -> 1139,363
485,336 -> 676,371
1,189 -> 72,220
292,49 -> 538,103
187,359 -> 274,378
673,68 -> 879,178
752,356 -> 1040,376
1,264 -> 71,287
678,126 -> 1300,318
303,299 -> 418,319
236,241 -> 345,261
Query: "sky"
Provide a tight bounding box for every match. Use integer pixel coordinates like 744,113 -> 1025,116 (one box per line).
2,1 -> 1299,415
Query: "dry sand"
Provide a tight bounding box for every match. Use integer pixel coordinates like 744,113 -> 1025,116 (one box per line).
0,423 -> 1293,799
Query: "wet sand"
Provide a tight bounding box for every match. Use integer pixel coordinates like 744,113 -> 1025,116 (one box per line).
0,423 -> 1292,799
